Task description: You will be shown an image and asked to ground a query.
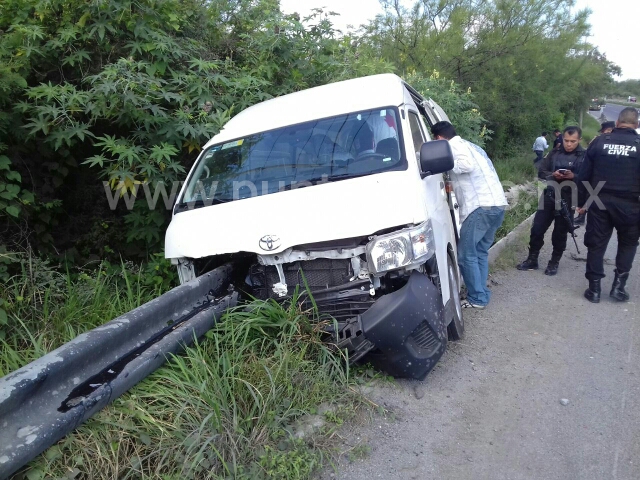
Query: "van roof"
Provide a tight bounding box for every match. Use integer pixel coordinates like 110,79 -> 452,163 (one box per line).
204,73 -> 413,147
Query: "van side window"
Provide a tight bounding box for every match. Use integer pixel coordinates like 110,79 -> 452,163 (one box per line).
408,111 -> 425,157
420,114 -> 433,140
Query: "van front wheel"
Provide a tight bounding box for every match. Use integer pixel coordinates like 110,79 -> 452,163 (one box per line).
447,256 -> 464,340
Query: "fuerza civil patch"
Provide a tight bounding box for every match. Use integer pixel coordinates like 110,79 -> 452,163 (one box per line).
602,144 -> 637,156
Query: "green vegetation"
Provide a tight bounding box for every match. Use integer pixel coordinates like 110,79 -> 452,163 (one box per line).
606,99 -> 640,108
490,186 -> 537,270
0,252 -> 173,374
606,79 -> 640,99
0,1 -> 624,477
495,189 -> 539,243
347,442 -> 372,462
404,71 -> 490,146
363,0 -> 618,157
0,0 -> 620,267
0,0 -> 392,264
581,114 -> 602,146
3,261 -> 361,479
493,149 -> 537,187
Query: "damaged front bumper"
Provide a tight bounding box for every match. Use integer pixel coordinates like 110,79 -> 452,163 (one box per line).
180,245 -> 448,380
329,271 -> 447,380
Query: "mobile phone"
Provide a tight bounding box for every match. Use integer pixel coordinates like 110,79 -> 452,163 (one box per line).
557,169 -> 568,174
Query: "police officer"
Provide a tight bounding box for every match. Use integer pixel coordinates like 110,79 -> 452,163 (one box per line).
597,121 -> 615,136
575,121 -> 617,225
552,129 -> 562,150
578,107 -> 640,303
517,126 -> 586,275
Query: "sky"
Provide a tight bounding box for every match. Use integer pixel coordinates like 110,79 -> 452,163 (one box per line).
279,0 -> 640,80
573,0 -> 639,80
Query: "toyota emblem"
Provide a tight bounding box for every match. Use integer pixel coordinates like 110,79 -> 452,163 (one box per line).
259,235 -> 281,251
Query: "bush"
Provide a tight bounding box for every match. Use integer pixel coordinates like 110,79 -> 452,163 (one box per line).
405,70 -> 491,146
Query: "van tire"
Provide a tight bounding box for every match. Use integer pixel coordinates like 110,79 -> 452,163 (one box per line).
447,255 -> 464,341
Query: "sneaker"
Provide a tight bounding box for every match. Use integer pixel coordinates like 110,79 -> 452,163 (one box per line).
461,299 -> 486,310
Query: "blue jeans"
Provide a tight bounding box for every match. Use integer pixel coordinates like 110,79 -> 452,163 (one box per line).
534,150 -> 543,163
458,206 -> 506,306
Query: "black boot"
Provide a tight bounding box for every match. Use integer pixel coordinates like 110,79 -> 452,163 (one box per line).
544,254 -> 562,276
584,279 -> 601,303
610,270 -> 630,302
516,250 -> 539,271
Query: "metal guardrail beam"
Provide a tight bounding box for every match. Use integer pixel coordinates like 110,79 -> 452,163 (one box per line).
0,266 -> 237,479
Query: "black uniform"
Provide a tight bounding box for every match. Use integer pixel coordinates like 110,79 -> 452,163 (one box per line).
529,144 -> 586,257
578,127 -> 640,280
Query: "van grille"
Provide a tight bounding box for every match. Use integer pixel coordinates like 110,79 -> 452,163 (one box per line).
265,258 -> 353,296
250,259 -> 375,321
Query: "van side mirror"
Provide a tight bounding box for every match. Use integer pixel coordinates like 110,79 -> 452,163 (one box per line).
419,140 -> 454,178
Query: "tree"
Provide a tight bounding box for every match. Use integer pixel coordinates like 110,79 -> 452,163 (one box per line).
361,0 -> 619,155
606,78 -> 640,99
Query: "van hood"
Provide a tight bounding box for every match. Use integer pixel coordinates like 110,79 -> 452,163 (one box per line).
165,172 -> 427,259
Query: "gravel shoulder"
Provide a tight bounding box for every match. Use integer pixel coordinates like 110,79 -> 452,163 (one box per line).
322,229 -> 640,480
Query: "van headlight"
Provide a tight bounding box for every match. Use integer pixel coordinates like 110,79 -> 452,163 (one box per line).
366,220 -> 435,274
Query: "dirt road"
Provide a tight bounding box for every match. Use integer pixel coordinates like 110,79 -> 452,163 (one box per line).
325,232 -> 640,480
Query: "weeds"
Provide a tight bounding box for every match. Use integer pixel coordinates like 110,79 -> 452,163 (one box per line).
493,148 -> 537,187
495,188 -> 538,243
0,254 -> 163,376
347,442 -> 372,462
581,113 -> 602,146
6,264 -> 359,479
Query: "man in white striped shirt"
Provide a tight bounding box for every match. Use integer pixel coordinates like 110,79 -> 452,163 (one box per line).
431,121 -> 508,309
532,132 -> 549,165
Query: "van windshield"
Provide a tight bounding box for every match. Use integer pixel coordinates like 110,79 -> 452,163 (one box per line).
178,107 -> 405,208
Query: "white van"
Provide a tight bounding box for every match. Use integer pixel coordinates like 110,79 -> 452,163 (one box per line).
165,73 -> 464,380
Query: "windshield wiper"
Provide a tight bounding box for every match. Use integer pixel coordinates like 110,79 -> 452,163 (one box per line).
174,197 -> 233,213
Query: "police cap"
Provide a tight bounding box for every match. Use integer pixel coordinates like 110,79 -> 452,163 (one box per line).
599,121 -> 616,132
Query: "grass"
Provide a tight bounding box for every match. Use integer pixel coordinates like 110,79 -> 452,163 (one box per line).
492,147 -> 537,187
2,256 -> 363,480
581,113 -> 602,146
494,187 -> 539,244
347,442 -> 371,462
0,256 -> 162,376
487,147 -> 538,245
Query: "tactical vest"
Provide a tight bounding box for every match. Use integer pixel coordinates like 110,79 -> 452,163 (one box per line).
550,147 -> 584,172
544,146 -> 585,199
591,129 -> 640,199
